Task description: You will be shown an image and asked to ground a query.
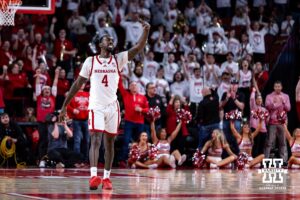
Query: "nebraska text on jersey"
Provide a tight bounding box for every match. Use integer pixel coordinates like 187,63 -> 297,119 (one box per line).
79,51 -> 128,108
94,69 -> 117,73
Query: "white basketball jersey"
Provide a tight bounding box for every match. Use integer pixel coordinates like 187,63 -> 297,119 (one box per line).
79,51 -> 128,108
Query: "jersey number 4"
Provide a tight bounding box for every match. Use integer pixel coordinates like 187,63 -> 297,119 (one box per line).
102,74 -> 108,87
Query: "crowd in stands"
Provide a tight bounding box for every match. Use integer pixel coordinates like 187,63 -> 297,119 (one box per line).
0,0 -> 300,169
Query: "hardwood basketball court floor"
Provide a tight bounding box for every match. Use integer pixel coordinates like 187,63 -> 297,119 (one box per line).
0,168 -> 299,199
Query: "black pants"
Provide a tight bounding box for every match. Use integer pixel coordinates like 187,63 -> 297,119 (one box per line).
38,122 -> 48,159
48,148 -> 83,168
251,129 -> 267,158
171,132 -> 185,154
238,87 -> 251,118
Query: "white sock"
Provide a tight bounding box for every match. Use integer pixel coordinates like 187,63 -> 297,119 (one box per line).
90,167 -> 97,177
103,169 -> 111,179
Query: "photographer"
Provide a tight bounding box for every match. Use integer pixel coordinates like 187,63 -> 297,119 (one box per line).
46,112 -> 84,168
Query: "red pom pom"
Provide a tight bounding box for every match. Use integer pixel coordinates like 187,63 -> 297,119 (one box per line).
176,109 -> 192,124
225,109 -> 242,120
148,144 -> 158,160
128,145 -> 140,165
277,110 -> 287,123
192,149 -> 206,168
145,106 -> 161,122
236,152 -> 249,170
251,109 -> 269,121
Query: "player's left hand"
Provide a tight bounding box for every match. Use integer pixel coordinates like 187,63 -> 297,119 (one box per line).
59,108 -> 67,123
139,19 -> 150,31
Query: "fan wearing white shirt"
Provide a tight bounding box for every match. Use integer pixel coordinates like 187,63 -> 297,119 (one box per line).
184,0 -> 197,27
204,32 -> 228,55
121,12 -> 143,48
220,52 -> 239,80
195,2 -> 212,35
247,21 -> 267,62
231,7 -> 250,27
264,17 -> 279,36
95,18 -> 118,47
281,14 -> 295,36
179,25 -> 195,52
217,72 -> 231,102
111,0 -> 125,26
237,33 -> 253,60
205,16 -> 226,42
155,66 -> 170,106
182,60 -> 203,103
170,71 -> 188,99
154,31 -> 177,53
237,59 -> 252,117
137,0 -> 151,22
130,63 -> 150,95
162,53 -> 179,83
143,51 -> 160,82
181,38 -> 202,61
227,30 -> 241,60
182,53 -> 200,77
182,64 -> 204,120
164,1 -> 179,33
203,54 -> 221,88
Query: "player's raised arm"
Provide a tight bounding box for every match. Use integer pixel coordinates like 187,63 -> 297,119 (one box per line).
59,76 -> 87,122
128,19 -> 150,60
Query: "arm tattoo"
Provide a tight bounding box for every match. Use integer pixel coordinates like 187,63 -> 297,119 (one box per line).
61,76 -> 87,109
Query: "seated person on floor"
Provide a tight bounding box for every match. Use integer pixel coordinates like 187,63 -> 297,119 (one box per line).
128,132 -> 164,169
150,120 -> 186,168
283,124 -> 300,168
200,129 -> 237,168
230,120 -> 264,169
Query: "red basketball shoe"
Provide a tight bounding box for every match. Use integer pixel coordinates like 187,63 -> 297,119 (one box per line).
89,176 -> 102,190
102,178 -> 113,190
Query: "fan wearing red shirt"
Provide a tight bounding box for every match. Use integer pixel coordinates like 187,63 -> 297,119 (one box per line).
67,84 -> 89,160
0,41 -> 14,67
50,17 -> 77,74
166,95 -> 189,154
31,32 -> 47,59
118,80 -> 149,165
254,62 -> 269,92
56,68 -> 70,109
36,67 -> 59,166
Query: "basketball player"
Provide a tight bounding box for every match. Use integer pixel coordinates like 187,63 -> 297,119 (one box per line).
59,19 -> 151,190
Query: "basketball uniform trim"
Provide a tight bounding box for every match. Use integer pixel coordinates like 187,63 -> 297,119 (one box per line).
95,55 -> 113,65
291,139 -> 296,148
91,109 -> 95,130
89,56 -> 94,78
113,55 -> 121,74
116,101 -> 120,129
96,55 -> 102,64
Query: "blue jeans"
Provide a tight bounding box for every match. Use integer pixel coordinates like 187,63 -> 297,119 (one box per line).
222,120 -> 241,155
119,120 -> 144,161
198,123 -> 220,149
72,119 -> 89,161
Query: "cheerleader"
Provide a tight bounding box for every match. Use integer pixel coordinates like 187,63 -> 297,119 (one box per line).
128,132 -> 161,169
151,121 -> 187,168
283,124 -> 300,168
201,129 -> 237,168
230,120 -> 264,168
